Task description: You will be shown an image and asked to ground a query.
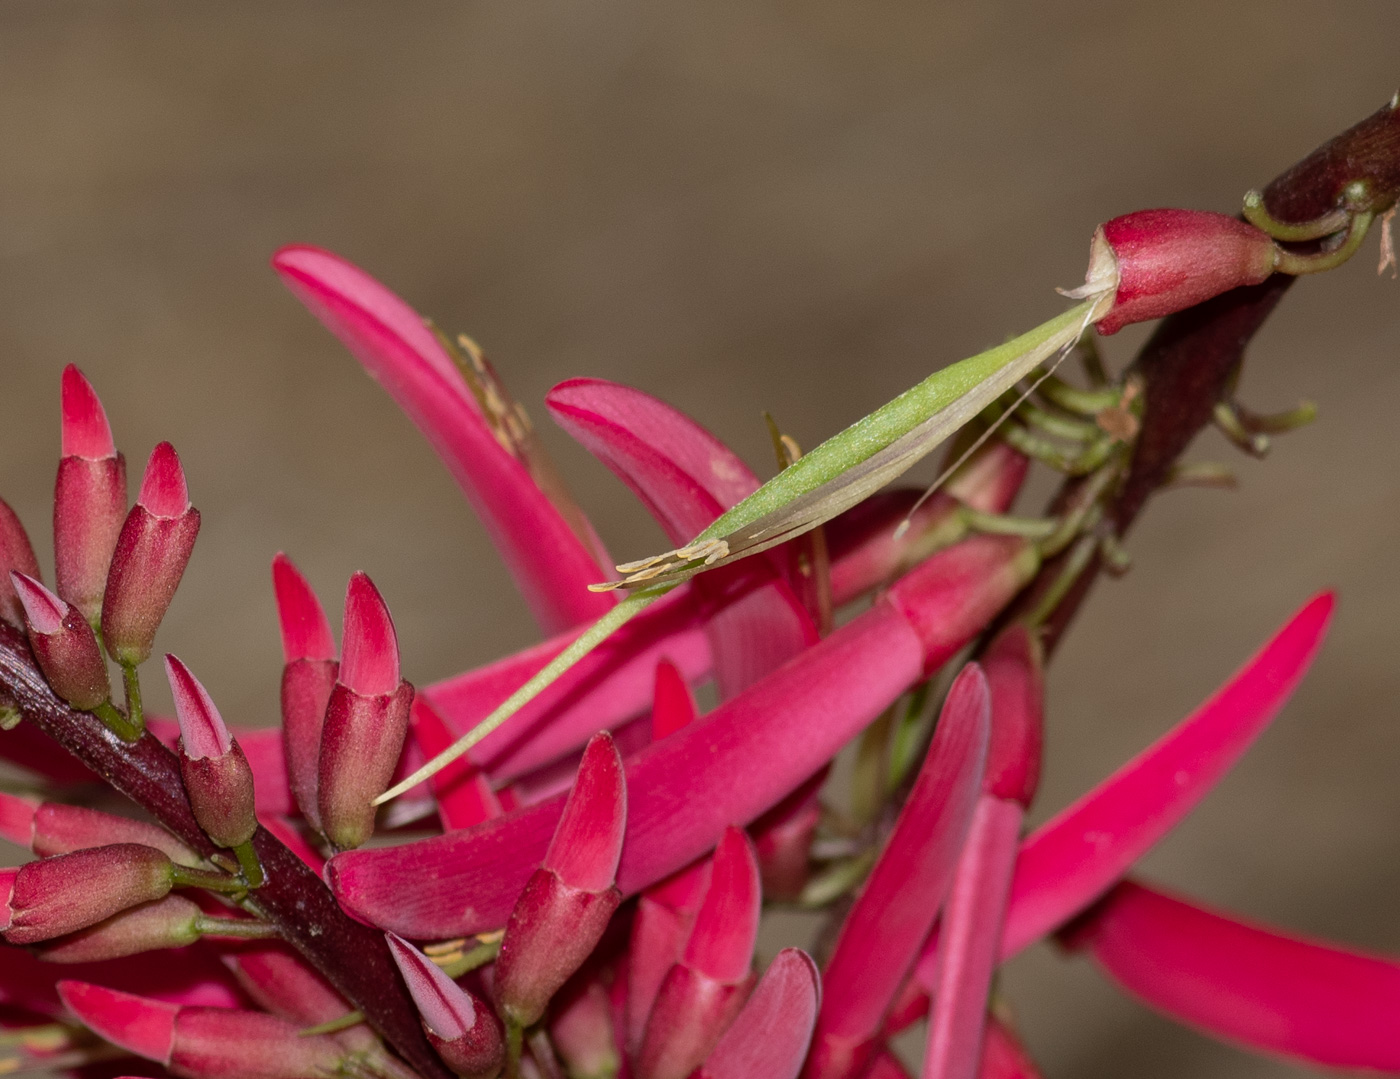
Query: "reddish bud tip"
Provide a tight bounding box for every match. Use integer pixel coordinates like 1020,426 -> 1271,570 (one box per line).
61,366 -> 117,460
340,573 -> 399,696
684,827 -> 761,984
12,571 -> 67,635
272,554 -> 336,663
651,658 -> 698,740
385,933 -> 480,1039
545,732 -> 627,893
982,624 -> 1045,807
0,498 -> 42,629
164,655 -> 232,760
137,443 -> 190,519
57,981 -> 178,1063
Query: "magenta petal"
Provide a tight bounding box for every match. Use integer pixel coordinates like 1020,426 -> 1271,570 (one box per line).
385,933 -> 480,1039
651,657 -> 698,740
684,828 -> 761,984
1069,878 -> 1400,1072
272,554 -> 335,663
546,378 -> 760,543
545,732 -> 627,893
60,365 -> 116,460
164,655 -> 232,760
807,665 -> 990,1079
979,1019 -> 1042,1079
409,697 -> 502,830
58,981 -> 177,1063
698,949 -> 820,1079
999,591 -> 1334,959
424,585 -> 710,784
137,443 -> 189,519
339,573 -> 399,697
272,245 -> 612,634
329,598 -> 933,937
0,791 -> 37,846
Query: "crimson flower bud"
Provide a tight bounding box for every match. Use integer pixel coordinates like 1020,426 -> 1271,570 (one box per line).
59,981 -> 350,1079
28,799 -> 201,865
1073,209 -> 1281,336
11,572 -> 111,711
386,933 -> 505,1079
165,655 -> 257,849
495,732 -> 626,1029
0,496 -> 41,630
36,894 -> 202,963
102,442 -> 200,666
1,844 -> 174,945
637,827 -> 761,1079
317,573 -> 412,850
982,623 -> 1045,808
54,365 -> 128,626
273,553 -> 338,828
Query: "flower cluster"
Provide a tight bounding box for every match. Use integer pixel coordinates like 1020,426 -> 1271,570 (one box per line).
0,218 -> 1396,1079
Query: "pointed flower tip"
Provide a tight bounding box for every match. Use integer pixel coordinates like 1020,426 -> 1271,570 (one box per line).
164,655 -> 231,760
545,731 -> 627,892
11,571 -> 68,635
684,826 -> 762,983
340,573 -> 399,696
651,658 -> 698,740
60,366 -> 116,460
137,443 -> 190,519
272,553 -> 336,663
983,624 -> 1045,807
385,933 -> 478,1039
57,981 -> 177,1062
700,948 -> 819,1079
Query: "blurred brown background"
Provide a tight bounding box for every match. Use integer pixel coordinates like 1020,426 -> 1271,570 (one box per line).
2,3 -> 1398,1076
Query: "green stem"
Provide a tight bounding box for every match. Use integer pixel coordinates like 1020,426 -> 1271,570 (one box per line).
193,913 -> 279,940
171,864 -> 248,895
504,1022 -> 524,1079
119,662 -> 144,736
1274,210 -> 1375,274
1242,189 -> 1350,241
92,700 -> 141,742
233,839 -> 265,888
300,1012 -> 367,1037
1025,534 -> 1099,628
436,937 -> 502,979
1037,374 -> 1121,416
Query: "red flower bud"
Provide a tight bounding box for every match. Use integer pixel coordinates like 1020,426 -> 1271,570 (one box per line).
0,496 -> 42,629
550,974 -> 620,1079
317,573 -> 412,850
3,844 -> 174,945
637,828 -> 761,1079
272,553 -> 338,827
54,366 -> 128,625
981,624 -> 1045,808
695,948 -> 820,1079
495,732 -> 626,1029
11,571 -> 111,711
102,443 -> 200,665
1074,209 -> 1281,336
58,981 -> 350,1079
166,655 -> 257,849
36,894 -> 202,963
386,933 -> 505,1079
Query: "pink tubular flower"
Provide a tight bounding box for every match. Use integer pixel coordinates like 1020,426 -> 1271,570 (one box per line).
803,665 -> 989,1079
101,442 -> 201,666
3,844 -> 175,945
1073,209 -> 1281,335
1064,878 -> 1400,1072
923,626 -> 1043,1079
11,571 -> 111,711
59,981 -> 350,1079
317,572 -> 413,850
494,732 -> 626,1030
272,552 -> 338,828
637,826 -> 762,1079
329,533 -> 1038,938
53,365 -> 128,626
386,934 -> 504,1079
35,895 -> 203,964
0,497 -> 42,630
272,244 -> 614,635
165,655 -> 257,850
695,948 -> 821,1079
